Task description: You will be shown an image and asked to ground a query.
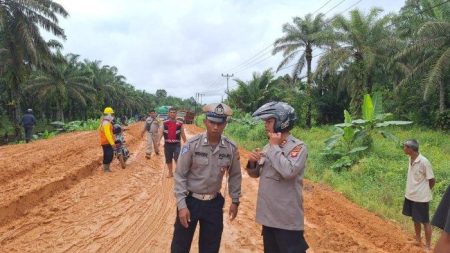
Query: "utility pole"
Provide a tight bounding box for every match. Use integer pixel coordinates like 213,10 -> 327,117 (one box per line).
221,73 -> 234,96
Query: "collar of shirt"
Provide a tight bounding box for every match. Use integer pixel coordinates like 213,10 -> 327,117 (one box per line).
410,154 -> 423,166
201,133 -> 226,147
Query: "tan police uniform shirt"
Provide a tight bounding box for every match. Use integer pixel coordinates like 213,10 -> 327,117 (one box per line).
405,154 -> 434,202
246,134 -> 307,231
174,132 -> 242,210
144,116 -> 160,134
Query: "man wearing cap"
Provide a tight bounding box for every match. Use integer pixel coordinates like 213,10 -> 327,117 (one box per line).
159,107 -> 187,177
171,103 -> 242,253
402,139 -> 435,250
21,109 -> 36,143
246,101 -> 309,253
141,110 -> 161,159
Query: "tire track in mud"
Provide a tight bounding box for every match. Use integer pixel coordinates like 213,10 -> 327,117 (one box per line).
0,123 -> 432,252
0,129 -> 142,227
103,156 -> 175,252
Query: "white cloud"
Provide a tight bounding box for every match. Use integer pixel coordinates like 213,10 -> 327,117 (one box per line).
53,0 -> 405,104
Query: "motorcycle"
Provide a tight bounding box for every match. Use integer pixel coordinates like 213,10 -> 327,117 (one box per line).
113,124 -> 130,169
114,137 -> 130,169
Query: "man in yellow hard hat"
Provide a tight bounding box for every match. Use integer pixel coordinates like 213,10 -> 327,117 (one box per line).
99,107 -> 116,172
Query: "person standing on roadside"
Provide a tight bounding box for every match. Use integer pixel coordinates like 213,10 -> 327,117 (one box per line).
141,110 -> 161,159
402,139 -> 435,250
246,101 -> 309,253
171,103 -> 241,253
21,108 -> 36,143
159,108 -> 186,178
99,107 -> 116,173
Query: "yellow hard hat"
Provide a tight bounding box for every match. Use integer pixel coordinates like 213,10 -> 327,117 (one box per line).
103,107 -> 114,114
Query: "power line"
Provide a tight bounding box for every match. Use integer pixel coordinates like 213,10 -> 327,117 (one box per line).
222,0 -> 348,74
225,45 -> 273,72
234,54 -> 274,74
324,0 -> 348,16
229,51 -> 273,73
313,0 -> 334,14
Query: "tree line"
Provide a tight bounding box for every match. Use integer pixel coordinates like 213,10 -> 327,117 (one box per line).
0,0 -> 197,139
0,0 -> 449,140
227,0 -> 449,129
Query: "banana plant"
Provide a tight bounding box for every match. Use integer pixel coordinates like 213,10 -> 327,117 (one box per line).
324,93 -> 412,171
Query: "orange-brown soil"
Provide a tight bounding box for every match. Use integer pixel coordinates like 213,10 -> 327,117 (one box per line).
0,123 -> 427,252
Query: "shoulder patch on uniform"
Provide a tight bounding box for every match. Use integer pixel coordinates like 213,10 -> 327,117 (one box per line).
181,145 -> 190,156
223,137 -> 237,148
185,134 -> 202,144
289,145 -> 302,158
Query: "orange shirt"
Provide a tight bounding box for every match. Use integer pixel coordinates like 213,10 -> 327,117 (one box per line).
99,119 -> 114,146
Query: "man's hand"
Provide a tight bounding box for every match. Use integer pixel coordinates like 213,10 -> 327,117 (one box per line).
248,148 -> 261,162
268,132 -> 282,146
178,208 -> 191,228
229,203 -> 239,221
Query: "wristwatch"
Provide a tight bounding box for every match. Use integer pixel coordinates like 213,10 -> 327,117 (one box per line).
232,198 -> 240,206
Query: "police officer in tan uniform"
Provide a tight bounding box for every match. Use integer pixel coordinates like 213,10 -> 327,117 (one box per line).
171,103 -> 242,253
141,110 -> 161,158
246,101 -> 309,253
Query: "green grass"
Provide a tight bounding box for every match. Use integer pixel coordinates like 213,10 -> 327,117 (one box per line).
222,121 -> 449,233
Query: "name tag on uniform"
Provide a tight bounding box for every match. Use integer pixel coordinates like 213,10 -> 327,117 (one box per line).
194,151 -> 208,157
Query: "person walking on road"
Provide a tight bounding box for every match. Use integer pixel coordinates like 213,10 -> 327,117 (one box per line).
432,184 -> 450,253
21,108 -> 36,143
159,108 -> 186,178
99,107 -> 116,173
402,139 -> 435,250
171,103 -> 242,253
246,101 -> 309,253
141,110 -> 161,159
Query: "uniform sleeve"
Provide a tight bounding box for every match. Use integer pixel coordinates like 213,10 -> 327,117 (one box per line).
266,144 -> 308,180
174,142 -> 193,210
104,122 -> 115,146
424,160 -> 434,180
228,146 -> 242,202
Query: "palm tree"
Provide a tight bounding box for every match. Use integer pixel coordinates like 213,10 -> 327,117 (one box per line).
227,69 -> 280,113
396,21 -> 450,113
273,13 -> 327,128
395,1 -> 450,113
0,0 -> 68,135
27,53 -> 94,122
315,8 -> 393,114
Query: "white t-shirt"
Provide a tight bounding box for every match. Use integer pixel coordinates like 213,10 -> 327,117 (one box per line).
405,154 -> 434,202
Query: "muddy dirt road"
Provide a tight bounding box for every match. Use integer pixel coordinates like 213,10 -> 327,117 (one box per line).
0,123 -> 427,252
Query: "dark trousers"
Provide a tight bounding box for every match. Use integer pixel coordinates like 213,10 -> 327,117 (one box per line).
262,226 -> 309,253
102,144 -> 114,164
24,126 -> 33,142
171,194 -> 225,253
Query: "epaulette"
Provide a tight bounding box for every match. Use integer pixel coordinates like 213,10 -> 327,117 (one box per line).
187,133 -> 203,144
222,136 -> 237,149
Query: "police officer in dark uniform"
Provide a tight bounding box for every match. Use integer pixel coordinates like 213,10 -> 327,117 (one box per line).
171,103 -> 242,253
246,101 -> 309,253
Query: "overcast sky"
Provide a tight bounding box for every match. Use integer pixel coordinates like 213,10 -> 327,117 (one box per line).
54,0 -> 405,104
